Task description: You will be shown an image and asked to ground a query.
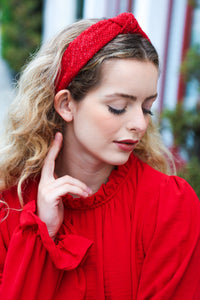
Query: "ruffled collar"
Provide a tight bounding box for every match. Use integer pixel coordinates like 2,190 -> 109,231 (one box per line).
62,153 -> 137,210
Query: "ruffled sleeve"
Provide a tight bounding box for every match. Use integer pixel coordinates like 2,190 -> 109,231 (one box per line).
137,174 -> 200,299
20,200 -> 93,270
0,190 -> 93,299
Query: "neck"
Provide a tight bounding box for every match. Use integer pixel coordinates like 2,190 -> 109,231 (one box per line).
55,134 -> 114,194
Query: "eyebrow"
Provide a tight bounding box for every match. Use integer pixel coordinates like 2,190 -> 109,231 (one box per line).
106,93 -> 158,101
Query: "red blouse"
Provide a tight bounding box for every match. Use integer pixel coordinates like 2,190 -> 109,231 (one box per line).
0,154 -> 200,299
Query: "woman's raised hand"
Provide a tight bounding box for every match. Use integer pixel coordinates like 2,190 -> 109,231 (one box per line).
37,132 -> 92,239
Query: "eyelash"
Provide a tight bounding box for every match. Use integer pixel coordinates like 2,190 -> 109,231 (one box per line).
143,108 -> 154,116
108,105 -> 126,115
108,106 -> 153,116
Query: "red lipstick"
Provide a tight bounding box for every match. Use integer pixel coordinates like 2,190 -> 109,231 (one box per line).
114,139 -> 138,151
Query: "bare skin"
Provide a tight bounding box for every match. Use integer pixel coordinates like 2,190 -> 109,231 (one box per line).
37,132 -> 93,238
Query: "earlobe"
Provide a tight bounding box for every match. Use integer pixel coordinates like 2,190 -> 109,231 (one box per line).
54,89 -> 74,122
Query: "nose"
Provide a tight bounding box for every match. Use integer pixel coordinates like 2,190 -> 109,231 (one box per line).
126,108 -> 148,133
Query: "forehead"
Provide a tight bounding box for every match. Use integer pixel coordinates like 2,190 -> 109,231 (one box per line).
101,57 -> 158,74
98,58 -> 158,93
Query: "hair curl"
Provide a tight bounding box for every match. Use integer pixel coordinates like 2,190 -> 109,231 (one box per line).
0,18 -> 175,207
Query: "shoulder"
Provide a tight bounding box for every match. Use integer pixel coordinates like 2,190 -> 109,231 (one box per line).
131,154 -> 200,231
131,157 -> 200,255
129,153 -> 168,185
131,154 -> 199,203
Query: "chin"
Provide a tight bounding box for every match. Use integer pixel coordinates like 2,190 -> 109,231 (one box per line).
106,152 -> 132,166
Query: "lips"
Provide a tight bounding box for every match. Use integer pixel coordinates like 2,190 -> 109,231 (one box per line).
117,139 -> 137,144
114,139 -> 138,151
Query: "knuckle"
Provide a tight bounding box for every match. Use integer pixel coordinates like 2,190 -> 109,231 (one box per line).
64,175 -> 70,180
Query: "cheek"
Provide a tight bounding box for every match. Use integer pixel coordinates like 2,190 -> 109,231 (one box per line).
77,107 -> 119,135
92,113 -> 120,137
143,117 -> 151,135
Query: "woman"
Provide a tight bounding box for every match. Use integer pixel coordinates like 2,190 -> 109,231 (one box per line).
0,13 -> 200,299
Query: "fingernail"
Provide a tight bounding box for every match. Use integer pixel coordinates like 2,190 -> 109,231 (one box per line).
55,132 -> 62,141
55,133 -> 59,140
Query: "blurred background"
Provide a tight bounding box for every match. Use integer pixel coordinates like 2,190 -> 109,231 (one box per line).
0,0 -> 200,197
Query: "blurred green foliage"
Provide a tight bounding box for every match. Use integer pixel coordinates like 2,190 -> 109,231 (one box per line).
162,103 -> 200,157
178,157 -> 200,198
188,0 -> 200,8
181,45 -> 200,84
162,104 -> 200,198
0,0 -> 42,73
162,22 -> 200,198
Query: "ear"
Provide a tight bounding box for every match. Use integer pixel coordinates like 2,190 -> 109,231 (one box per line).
54,89 -> 75,122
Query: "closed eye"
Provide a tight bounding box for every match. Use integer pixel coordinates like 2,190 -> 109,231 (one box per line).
143,108 -> 153,116
108,105 -> 127,115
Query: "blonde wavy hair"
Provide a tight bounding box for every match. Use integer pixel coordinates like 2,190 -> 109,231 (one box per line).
0,18 -> 175,208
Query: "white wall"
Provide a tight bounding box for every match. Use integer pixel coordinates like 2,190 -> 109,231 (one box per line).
163,0 -> 187,109
43,0 -> 77,42
83,0 -> 107,18
134,0 -> 170,111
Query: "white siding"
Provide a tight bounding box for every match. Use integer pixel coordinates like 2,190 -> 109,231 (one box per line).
134,0 -> 170,111
43,0 -> 77,42
163,0 -> 187,109
83,0 -> 107,18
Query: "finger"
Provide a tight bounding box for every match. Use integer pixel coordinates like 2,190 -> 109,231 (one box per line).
41,132 -> 63,179
47,184 -> 91,202
53,175 -> 92,194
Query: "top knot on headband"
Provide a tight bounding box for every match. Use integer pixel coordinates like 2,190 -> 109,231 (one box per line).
55,12 -> 150,93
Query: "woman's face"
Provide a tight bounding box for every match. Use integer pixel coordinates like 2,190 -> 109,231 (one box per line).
66,59 -> 158,166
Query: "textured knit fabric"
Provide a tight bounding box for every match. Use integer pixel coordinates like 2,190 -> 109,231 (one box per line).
0,153 -> 200,299
55,12 -> 150,92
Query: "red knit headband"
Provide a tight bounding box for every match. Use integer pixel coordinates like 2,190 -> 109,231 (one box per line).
55,12 -> 150,93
